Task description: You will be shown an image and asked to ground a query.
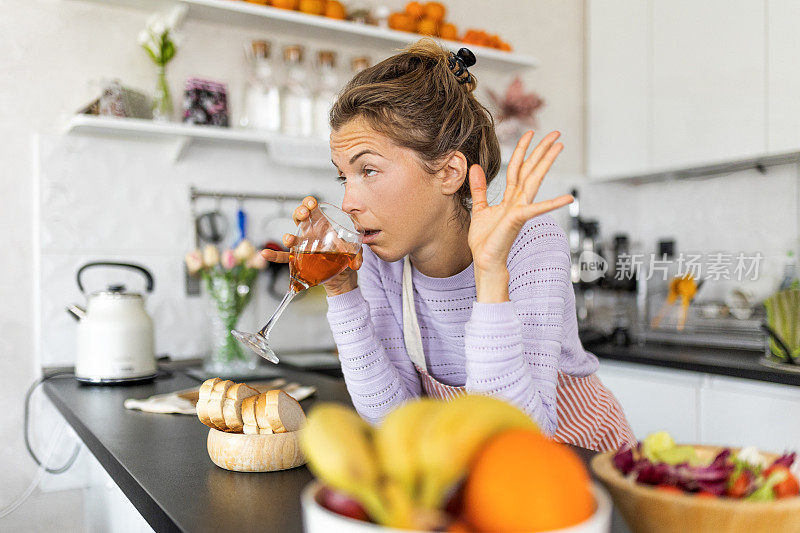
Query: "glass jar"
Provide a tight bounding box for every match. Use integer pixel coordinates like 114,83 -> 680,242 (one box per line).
280,44 -> 313,137
240,40 -> 281,132
313,50 -> 340,140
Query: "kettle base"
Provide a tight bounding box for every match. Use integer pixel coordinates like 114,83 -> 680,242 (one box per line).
75,372 -> 158,385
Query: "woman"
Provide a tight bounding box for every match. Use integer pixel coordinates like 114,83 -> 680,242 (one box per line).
263,40 -> 634,451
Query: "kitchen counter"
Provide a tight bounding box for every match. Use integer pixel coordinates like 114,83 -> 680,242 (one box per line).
586,340 -> 800,387
43,362 -> 630,533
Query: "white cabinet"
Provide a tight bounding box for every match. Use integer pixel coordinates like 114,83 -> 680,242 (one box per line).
651,0 -> 766,169
587,0 -> 778,179
597,359 -> 800,452
596,361 -> 702,443
586,0 -> 650,178
767,0 -> 800,154
700,375 -> 800,451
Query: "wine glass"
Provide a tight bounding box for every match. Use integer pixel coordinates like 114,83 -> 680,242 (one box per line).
232,202 -> 363,363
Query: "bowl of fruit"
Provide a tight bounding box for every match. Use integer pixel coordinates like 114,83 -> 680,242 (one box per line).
591,432 -> 800,533
299,396 -> 612,532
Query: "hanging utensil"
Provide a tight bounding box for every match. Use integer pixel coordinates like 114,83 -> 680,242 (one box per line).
235,196 -> 247,245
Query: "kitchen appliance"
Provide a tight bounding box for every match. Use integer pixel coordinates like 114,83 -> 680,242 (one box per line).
67,261 -> 158,384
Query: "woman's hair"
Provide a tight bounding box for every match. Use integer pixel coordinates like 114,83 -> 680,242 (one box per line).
330,39 -> 501,216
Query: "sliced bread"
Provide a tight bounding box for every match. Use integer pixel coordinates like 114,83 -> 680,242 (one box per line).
257,389 -> 306,433
241,395 -> 260,435
208,379 -> 234,431
196,377 -> 221,428
223,383 -> 260,433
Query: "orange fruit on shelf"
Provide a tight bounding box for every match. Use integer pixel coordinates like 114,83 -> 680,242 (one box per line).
439,22 -> 458,41
324,0 -> 346,19
271,0 -> 298,9
389,12 -> 417,32
405,1 -> 424,19
423,1 -> 446,22
416,16 -> 439,36
298,0 -> 325,15
244,0 -> 270,5
463,429 -> 595,532
462,29 -> 489,46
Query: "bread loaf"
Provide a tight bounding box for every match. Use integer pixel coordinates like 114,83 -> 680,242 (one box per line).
222,383 -> 260,433
196,378 -> 221,428
208,380 -> 234,431
260,389 -> 306,433
241,395 -> 260,435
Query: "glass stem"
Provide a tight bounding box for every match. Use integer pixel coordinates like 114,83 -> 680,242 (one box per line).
258,289 -> 296,338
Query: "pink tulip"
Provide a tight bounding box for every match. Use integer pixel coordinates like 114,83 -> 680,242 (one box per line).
246,252 -> 267,270
221,249 -> 237,270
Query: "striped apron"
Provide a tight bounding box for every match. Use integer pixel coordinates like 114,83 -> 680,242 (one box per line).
401,257 -> 635,452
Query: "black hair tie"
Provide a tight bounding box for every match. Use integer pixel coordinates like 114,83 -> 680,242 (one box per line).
448,47 -> 476,85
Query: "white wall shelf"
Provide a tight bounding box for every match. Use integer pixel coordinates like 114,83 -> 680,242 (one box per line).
65,114 -> 333,167
72,0 -> 538,72
67,114 -> 517,168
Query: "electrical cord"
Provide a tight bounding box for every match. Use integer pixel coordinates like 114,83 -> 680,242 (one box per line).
24,370 -> 81,474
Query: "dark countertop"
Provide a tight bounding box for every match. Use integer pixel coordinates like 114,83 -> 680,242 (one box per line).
586,340 -> 800,387
44,362 -> 630,533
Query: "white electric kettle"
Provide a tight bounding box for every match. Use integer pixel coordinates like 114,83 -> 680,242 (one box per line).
67,262 -> 157,384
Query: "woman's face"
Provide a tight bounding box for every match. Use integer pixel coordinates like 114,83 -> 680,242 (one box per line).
330,117 -> 454,263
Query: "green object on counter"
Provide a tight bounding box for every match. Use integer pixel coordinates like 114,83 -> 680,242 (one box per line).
764,289 -> 800,362
747,470 -> 788,501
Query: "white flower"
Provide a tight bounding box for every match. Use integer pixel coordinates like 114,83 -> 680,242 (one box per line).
202,244 -> 220,268
233,240 -> 256,263
184,250 -> 203,275
146,13 -> 160,29
150,19 -> 166,37
137,29 -> 152,47
165,5 -> 188,31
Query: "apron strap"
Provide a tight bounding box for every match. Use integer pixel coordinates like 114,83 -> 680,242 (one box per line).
402,256 -> 428,371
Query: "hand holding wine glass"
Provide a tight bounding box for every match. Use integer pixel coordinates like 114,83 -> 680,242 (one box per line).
260,196 -> 364,296
234,197 -> 364,363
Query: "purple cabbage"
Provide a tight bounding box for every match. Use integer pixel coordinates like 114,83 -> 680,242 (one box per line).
612,446 -> 735,496
770,452 -> 796,469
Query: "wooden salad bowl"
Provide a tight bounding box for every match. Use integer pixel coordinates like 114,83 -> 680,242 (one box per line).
590,445 -> 800,533
207,428 -> 306,472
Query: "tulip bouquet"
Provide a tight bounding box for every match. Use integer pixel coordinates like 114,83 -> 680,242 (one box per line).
185,240 -> 267,374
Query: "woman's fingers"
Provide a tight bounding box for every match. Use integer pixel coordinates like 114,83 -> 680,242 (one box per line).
260,248 -> 291,263
519,131 -> 560,180
516,194 -> 574,222
523,142 -> 564,202
292,196 -> 318,225
506,130 -> 535,188
282,233 -> 297,248
468,164 -> 490,212
349,249 -> 364,271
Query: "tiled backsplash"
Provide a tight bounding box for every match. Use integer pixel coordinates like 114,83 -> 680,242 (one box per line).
36,133 -> 343,366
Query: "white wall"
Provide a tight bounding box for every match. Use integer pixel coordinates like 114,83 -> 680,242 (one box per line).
1,0 -> 586,529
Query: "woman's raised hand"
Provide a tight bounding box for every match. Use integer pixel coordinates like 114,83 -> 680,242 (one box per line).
260,196 -> 363,296
467,131 -> 573,301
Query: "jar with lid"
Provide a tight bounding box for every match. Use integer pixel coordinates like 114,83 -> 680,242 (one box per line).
350,55 -> 370,75
280,44 -> 313,137
239,40 -> 281,132
313,50 -> 341,140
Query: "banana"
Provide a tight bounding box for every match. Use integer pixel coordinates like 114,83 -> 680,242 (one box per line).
416,394 -> 539,509
299,403 -> 391,524
375,398 -> 446,500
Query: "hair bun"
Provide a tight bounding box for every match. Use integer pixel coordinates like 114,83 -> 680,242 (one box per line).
448,47 -> 476,85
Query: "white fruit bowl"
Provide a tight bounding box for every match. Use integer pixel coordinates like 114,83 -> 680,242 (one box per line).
301,481 -> 613,533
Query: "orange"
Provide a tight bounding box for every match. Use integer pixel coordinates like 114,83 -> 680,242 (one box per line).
271,0 -> 298,9
324,0 -> 346,18
423,1 -> 446,22
244,0 -> 270,5
463,429 -> 594,532
416,16 -> 439,36
405,1 -> 424,19
439,22 -> 458,41
298,0 -> 325,15
389,12 -> 417,32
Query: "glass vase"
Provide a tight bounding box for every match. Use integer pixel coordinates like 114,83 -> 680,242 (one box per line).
152,65 -> 173,122
203,272 -> 258,377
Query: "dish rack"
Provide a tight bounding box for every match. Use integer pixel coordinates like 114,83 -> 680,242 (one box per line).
634,272 -> 766,351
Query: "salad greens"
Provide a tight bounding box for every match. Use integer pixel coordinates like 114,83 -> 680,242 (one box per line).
613,432 -> 799,500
